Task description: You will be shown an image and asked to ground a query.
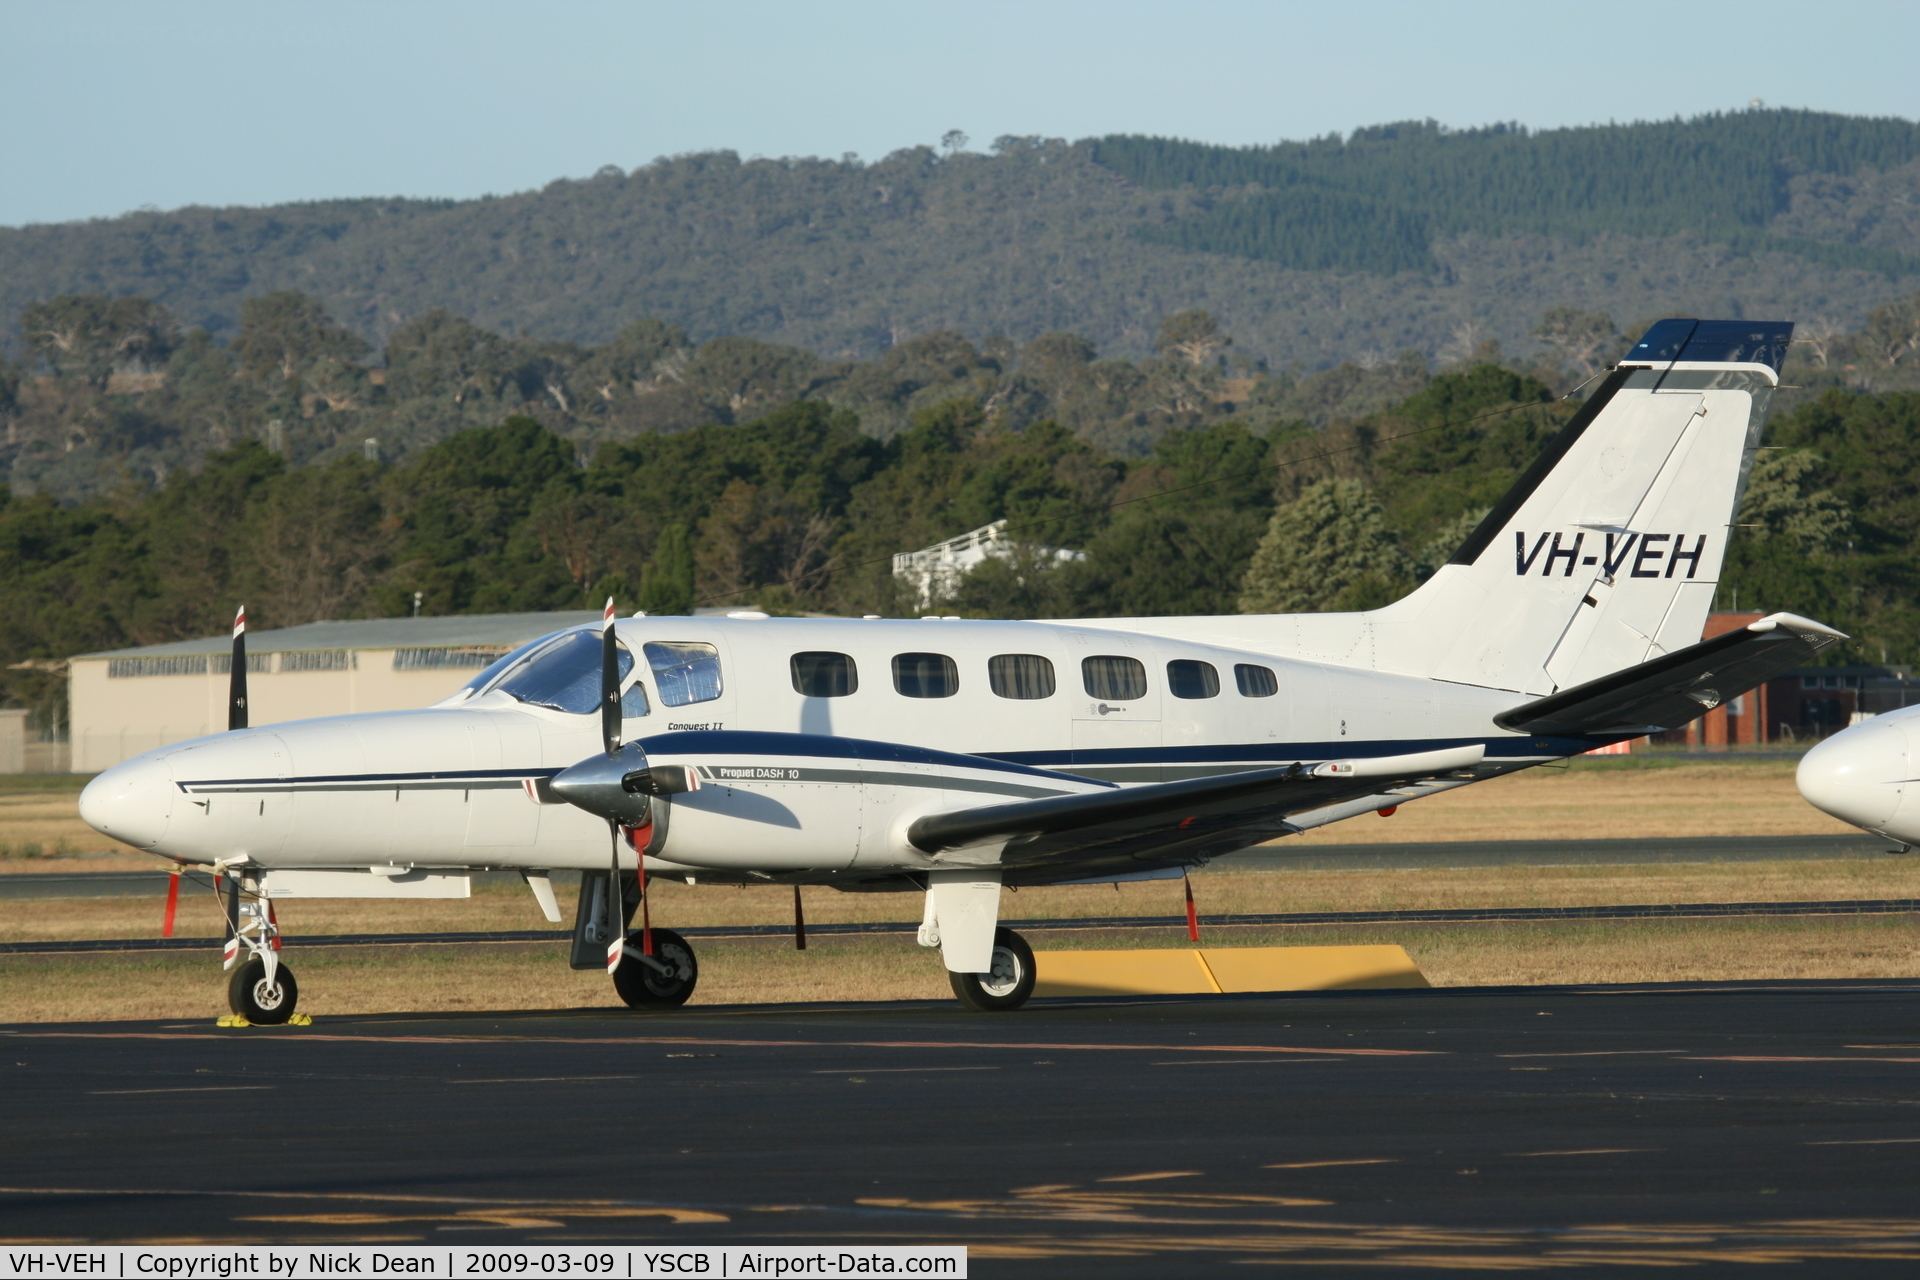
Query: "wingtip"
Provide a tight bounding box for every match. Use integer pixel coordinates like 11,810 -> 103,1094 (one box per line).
1748,611 -> 1849,642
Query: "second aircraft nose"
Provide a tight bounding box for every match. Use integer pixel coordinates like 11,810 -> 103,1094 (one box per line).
78,751 -> 177,850
1796,721 -> 1907,832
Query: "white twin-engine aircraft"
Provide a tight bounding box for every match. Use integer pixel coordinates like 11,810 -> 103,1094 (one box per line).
80,319 -> 1844,1021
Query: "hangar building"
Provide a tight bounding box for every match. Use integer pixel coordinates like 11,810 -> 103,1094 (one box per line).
69,611 -> 598,773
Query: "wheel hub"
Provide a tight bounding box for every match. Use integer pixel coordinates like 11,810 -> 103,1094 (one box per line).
979,945 -> 1022,997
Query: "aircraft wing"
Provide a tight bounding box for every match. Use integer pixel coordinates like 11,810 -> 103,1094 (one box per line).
910,744 -> 1484,879
1493,611 -> 1846,737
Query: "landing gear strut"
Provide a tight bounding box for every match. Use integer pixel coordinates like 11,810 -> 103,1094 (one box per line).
950,927 -> 1035,1012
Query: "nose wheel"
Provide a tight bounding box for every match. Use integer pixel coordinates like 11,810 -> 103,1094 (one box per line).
950,927 -> 1036,1011
227,957 -> 299,1024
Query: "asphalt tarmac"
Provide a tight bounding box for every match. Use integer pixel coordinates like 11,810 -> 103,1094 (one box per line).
5,982 -> 1920,1274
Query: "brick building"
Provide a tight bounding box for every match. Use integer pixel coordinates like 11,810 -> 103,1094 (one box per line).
1654,612 -> 1920,746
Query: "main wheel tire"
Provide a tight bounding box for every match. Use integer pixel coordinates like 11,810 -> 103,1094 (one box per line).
611,927 -> 699,1009
227,958 -> 298,1024
950,927 -> 1036,1012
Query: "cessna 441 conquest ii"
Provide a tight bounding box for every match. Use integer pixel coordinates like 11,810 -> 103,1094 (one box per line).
80,319 -> 1844,1020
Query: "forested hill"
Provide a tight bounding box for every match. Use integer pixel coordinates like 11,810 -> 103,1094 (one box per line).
2,109 -> 1918,370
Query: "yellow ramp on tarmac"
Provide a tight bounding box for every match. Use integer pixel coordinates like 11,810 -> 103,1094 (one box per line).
1032,945 -> 1428,998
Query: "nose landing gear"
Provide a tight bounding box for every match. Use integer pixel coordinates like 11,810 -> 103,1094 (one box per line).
220,870 -> 301,1024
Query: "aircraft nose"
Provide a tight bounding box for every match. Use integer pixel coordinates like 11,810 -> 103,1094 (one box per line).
78,752 -> 176,850
1796,722 -> 1907,831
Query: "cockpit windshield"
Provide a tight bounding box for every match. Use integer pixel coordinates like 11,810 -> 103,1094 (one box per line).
489,629 -> 635,715
461,632 -> 564,696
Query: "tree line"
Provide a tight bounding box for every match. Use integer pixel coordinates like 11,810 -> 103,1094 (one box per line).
2,111 -> 1917,386
1100,109 -> 1920,276
6,293 -> 1920,733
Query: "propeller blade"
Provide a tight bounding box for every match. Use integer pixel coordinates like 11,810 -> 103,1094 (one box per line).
227,606 -> 248,731
605,818 -> 624,974
600,597 -> 620,757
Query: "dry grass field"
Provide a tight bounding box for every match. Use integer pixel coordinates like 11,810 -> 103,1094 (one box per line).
3,857 -> 1916,1023
5,858 -> 1916,946
1287,756 -> 1856,844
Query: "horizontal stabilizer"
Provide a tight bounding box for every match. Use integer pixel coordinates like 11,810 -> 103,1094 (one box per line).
908,745 -> 1484,856
1492,612 -> 1846,737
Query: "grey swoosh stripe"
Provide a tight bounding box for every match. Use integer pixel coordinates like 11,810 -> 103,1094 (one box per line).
180,778 -> 529,794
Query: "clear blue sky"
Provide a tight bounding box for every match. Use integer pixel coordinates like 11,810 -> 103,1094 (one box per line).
4,0 -> 1916,228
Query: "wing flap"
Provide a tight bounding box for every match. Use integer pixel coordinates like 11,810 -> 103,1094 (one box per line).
908,744 -> 1484,856
1493,611 -> 1846,736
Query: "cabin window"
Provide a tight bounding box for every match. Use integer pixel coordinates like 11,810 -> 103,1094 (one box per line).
646,641 -> 724,706
893,652 -> 959,698
1167,659 -> 1220,699
791,651 -> 858,697
494,629 -> 632,715
1235,664 -> 1279,698
990,654 -> 1056,700
1082,655 -> 1147,701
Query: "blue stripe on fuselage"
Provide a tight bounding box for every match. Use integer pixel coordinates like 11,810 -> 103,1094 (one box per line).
637,730 -> 1120,788
172,733 -> 1598,793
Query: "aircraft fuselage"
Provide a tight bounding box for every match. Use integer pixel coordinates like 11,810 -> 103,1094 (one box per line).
81,615 -> 1559,885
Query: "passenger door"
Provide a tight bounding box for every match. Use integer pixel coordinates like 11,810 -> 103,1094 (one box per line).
1068,640 -> 1161,778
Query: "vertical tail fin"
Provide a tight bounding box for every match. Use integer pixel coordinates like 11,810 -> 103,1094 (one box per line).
1371,320 -> 1794,695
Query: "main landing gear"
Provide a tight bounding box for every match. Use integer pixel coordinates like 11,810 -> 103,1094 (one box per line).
573,870 -> 701,1008
920,871 -> 1034,1011
949,927 -> 1036,1012
611,927 -> 699,1008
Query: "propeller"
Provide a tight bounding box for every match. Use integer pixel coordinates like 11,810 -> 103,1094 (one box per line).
594,597 -> 654,971
548,602 -> 705,972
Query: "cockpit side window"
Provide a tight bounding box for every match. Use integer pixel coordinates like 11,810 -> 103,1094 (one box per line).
492,629 -> 633,715
646,641 -> 724,707
621,680 -> 651,718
